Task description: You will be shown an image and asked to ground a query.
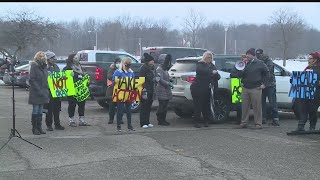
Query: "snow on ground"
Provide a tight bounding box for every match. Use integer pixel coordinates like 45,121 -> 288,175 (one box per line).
273,60 -> 308,72
0,80 -> 4,85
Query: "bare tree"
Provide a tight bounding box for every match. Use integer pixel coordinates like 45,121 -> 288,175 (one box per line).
270,8 -> 305,66
0,8 -> 61,59
182,8 -> 206,47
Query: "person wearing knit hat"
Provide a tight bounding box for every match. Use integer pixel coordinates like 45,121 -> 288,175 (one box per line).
293,51 -> 320,132
139,53 -> 156,128
44,50 -> 65,131
239,48 -> 269,129
256,48 -> 280,126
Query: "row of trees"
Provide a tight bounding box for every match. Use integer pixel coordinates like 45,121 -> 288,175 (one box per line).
0,8 -> 319,66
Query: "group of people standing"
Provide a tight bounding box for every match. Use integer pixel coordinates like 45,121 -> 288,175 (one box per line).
106,53 -> 173,132
28,51 -> 90,135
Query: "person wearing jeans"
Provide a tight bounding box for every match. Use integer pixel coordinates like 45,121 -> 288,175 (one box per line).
28,51 -> 49,135
112,57 -> 135,132
256,49 -> 279,126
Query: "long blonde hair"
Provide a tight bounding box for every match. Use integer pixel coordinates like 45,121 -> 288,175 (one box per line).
200,51 -> 215,64
118,57 -> 133,73
33,51 -> 47,65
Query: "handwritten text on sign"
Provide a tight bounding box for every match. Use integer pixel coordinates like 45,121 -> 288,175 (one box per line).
48,70 -> 75,98
231,78 -> 242,103
289,71 -> 318,99
74,74 -> 90,102
112,77 -> 145,102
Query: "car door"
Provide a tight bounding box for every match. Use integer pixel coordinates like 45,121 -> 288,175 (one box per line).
274,64 -> 292,109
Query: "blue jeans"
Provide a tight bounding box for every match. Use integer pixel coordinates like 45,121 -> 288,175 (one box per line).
116,102 -> 132,129
32,104 -> 44,115
262,86 -> 279,120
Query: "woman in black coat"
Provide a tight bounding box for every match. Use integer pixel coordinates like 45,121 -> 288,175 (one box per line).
63,54 -> 90,127
190,51 -> 220,128
28,51 -> 49,135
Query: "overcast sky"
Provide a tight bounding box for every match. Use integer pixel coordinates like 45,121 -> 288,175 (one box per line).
0,2 -> 319,30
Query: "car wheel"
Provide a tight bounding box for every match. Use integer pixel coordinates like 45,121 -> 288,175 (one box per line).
131,101 -> 141,113
210,91 -> 231,123
174,108 -> 193,118
97,100 -> 109,108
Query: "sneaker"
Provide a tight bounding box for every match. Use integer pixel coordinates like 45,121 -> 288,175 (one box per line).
117,128 -> 122,132
272,120 -> 280,126
194,123 -> 201,128
158,121 -> 170,126
148,124 -> 154,128
108,120 -> 113,124
46,126 -> 53,131
128,127 -> 135,131
240,123 -> 247,128
142,125 -> 148,129
262,119 -> 267,124
69,122 -> 77,127
255,124 -> 262,129
55,125 -> 65,130
79,121 -> 91,126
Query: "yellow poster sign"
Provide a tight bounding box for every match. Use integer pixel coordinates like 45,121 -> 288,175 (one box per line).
48,70 -> 75,98
112,77 -> 145,102
231,78 -> 242,103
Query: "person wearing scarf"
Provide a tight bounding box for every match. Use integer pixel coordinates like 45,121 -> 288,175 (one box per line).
63,54 -> 90,127
293,52 -> 320,131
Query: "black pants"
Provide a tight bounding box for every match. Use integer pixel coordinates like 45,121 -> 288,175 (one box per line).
109,102 -> 117,121
294,98 -> 320,128
140,94 -> 153,126
157,100 -> 169,123
67,97 -> 85,118
191,86 -> 210,124
45,97 -> 61,127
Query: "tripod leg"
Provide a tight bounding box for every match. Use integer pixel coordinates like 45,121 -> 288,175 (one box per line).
0,137 -> 12,151
14,129 -> 43,149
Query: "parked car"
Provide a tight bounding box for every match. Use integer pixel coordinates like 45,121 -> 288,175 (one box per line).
16,64 -> 30,88
169,55 -> 292,123
142,46 -> 207,64
76,50 -> 143,112
3,64 -> 29,86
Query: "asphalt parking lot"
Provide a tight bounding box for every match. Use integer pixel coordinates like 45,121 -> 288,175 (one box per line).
1,81 -> 320,180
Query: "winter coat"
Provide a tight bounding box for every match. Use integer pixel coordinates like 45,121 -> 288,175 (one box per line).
239,59 -> 269,89
156,66 -> 172,100
191,61 -> 220,94
258,54 -> 276,87
28,61 -> 49,105
112,69 -> 135,82
106,64 -> 117,99
140,63 -> 156,97
63,64 -> 85,83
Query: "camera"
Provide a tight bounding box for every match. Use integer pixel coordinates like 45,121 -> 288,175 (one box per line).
5,57 -> 20,66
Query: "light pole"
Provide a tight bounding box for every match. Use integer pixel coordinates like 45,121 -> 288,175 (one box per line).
224,25 -> 228,55
88,30 -> 98,50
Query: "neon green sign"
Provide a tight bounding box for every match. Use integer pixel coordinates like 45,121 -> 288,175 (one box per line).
231,78 -> 242,103
48,70 -> 75,98
74,74 -> 91,102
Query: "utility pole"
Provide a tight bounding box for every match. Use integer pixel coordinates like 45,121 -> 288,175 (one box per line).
224,25 -> 228,55
234,40 -> 237,55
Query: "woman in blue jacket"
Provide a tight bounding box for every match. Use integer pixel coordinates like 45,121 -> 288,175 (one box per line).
112,57 -> 135,132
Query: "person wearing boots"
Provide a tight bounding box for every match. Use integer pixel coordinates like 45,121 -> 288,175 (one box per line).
28,51 -> 49,135
239,48 -> 269,129
63,54 -> 90,127
106,57 -> 122,124
139,53 -> 156,128
112,57 -> 135,132
155,54 -> 173,126
256,48 -> 280,126
190,51 -> 220,128
44,51 -> 65,131
293,52 -> 320,131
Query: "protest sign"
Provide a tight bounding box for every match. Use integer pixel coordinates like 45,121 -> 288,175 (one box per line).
289,71 -> 318,99
231,78 -> 242,103
48,70 -> 75,98
74,74 -> 91,102
112,77 -> 145,102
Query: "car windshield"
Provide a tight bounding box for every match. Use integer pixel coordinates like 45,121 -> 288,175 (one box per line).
214,56 -> 241,73
170,60 -> 197,72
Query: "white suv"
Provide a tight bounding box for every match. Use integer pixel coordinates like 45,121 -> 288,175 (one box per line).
169,55 -> 292,123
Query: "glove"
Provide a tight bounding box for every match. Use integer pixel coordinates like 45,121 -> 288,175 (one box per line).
258,84 -> 265,89
169,82 -> 174,89
212,70 -> 218,74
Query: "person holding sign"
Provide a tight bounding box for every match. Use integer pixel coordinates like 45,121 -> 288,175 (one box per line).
112,57 -> 135,132
155,54 -> 173,126
239,48 -> 269,129
63,54 -> 90,127
293,52 -> 320,132
190,51 -> 220,128
44,51 -> 65,131
28,51 -> 49,135
139,53 -> 156,128
106,58 -> 122,124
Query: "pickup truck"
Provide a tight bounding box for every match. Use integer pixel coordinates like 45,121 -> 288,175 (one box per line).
77,50 -> 143,112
